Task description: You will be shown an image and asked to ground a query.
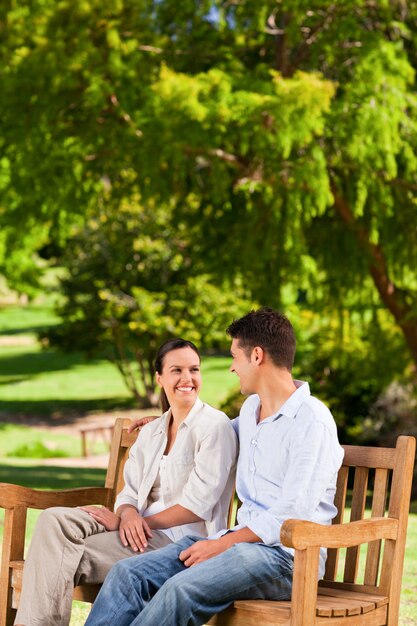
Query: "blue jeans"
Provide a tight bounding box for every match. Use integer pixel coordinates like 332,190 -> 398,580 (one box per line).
85,535 -> 294,626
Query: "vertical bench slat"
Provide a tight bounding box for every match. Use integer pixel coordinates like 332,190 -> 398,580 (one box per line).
363,468 -> 389,586
380,437 -> 416,625
324,465 -> 349,581
0,506 -> 27,626
344,467 -> 368,583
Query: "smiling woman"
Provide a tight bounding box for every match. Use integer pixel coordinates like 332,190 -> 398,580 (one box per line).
154,338 -> 202,416
14,338 -> 238,626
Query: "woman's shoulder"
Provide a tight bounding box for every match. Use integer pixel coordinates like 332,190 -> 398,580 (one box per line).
197,402 -> 233,427
136,414 -> 167,440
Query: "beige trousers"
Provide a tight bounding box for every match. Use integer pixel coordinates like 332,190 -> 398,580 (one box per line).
14,506 -> 172,626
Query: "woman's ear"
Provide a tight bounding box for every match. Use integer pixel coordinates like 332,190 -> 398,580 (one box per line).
155,372 -> 163,388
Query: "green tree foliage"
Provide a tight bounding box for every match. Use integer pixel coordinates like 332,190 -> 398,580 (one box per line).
292,306 -> 412,443
1,0 -> 417,371
46,197 -> 252,405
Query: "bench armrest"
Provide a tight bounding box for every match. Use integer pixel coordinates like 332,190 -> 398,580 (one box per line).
0,483 -> 112,510
281,517 -> 398,550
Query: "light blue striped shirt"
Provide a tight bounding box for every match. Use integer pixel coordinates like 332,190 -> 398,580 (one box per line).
212,381 -> 344,577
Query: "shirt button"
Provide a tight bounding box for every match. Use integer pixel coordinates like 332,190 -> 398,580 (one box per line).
250,467 -> 255,472
251,439 -> 257,445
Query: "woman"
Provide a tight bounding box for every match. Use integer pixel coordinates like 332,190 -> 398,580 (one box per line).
15,338 -> 237,626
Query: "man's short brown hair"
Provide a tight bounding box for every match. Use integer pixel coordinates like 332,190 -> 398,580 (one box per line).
226,307 -> 296,371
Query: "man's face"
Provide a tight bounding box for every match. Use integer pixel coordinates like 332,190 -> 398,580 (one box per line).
229,338 -> 256,395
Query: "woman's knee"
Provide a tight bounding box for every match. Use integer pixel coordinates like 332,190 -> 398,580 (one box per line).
37,506 -> 72,528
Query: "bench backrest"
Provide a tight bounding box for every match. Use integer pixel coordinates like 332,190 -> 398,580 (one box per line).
322,436 -> 415,620
104,418 -> 141,511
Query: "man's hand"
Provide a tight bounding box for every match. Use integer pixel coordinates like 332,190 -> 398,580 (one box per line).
119,507 -> 153,552
127,416 -> 159,433
179,539 -> 227,567
79,506 -> 120,531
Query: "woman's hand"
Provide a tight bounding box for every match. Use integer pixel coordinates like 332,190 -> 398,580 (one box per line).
79,506 -> 120,531
119,507 -> 153,552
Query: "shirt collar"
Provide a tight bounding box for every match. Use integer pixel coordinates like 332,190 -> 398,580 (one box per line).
153,397 -> 203,435
277,380 -> 310,419
182,397 -> 204,427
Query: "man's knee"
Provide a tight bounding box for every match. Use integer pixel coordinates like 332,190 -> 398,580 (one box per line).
160,574 -> 188,601
105,557 -> 142,587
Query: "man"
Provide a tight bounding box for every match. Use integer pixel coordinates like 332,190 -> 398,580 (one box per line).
86,307 -> 344,626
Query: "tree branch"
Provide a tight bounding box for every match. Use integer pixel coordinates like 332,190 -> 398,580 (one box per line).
330,181 -> 417,362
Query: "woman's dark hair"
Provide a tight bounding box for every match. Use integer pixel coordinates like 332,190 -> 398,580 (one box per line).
155,338 -> 200,413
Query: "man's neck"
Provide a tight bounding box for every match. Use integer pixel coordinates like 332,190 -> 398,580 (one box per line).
257,369 -> 297,422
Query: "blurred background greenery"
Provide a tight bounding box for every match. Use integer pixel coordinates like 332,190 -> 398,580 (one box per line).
1,2 -> 417,621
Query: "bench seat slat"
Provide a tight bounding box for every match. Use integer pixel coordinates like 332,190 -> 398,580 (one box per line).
209,602 -> 388,625
231,589 -> 387,619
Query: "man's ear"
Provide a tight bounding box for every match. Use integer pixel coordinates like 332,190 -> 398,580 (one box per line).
252,346 -> 265,365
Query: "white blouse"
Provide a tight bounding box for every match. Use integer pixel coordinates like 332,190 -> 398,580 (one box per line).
143,455 -> 207,541
115,398 -> 238,540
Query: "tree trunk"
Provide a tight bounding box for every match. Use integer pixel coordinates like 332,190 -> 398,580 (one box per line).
331,184 -> 417,366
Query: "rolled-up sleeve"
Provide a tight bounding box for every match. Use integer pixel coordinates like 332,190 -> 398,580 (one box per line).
114,439 -> 141,511
246,421 -> 343,545
179,421 -> 237,520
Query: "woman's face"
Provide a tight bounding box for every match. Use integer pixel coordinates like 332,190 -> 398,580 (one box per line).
156,346 -> 202,410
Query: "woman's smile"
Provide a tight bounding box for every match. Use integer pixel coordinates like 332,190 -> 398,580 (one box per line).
156,347 -> 202,409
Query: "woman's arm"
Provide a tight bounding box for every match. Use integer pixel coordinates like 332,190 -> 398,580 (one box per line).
144,504 -> 203,529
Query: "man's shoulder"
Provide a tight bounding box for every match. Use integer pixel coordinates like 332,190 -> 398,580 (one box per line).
233,394 -> 259,428
296,393 -> 337,431
240,394 -> 260,414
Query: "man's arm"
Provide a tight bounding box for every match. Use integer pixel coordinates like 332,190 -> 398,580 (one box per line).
179,527 -> 261,567
127,415 -> 159,433
245,420 -> 343,546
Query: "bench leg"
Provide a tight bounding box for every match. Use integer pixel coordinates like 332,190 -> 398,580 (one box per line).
0,507 -> 27,626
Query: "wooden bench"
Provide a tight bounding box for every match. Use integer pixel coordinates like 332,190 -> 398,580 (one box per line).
209,436 -> 416,626
0,417 -> 136,625
0,419 -> 415,626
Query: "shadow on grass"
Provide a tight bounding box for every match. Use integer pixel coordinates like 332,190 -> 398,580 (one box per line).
0,397 -> 137,420
0,375 -> 31,386
0,464 -> 106,489
0,348 -> 102,377
0,324 -> 56,336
